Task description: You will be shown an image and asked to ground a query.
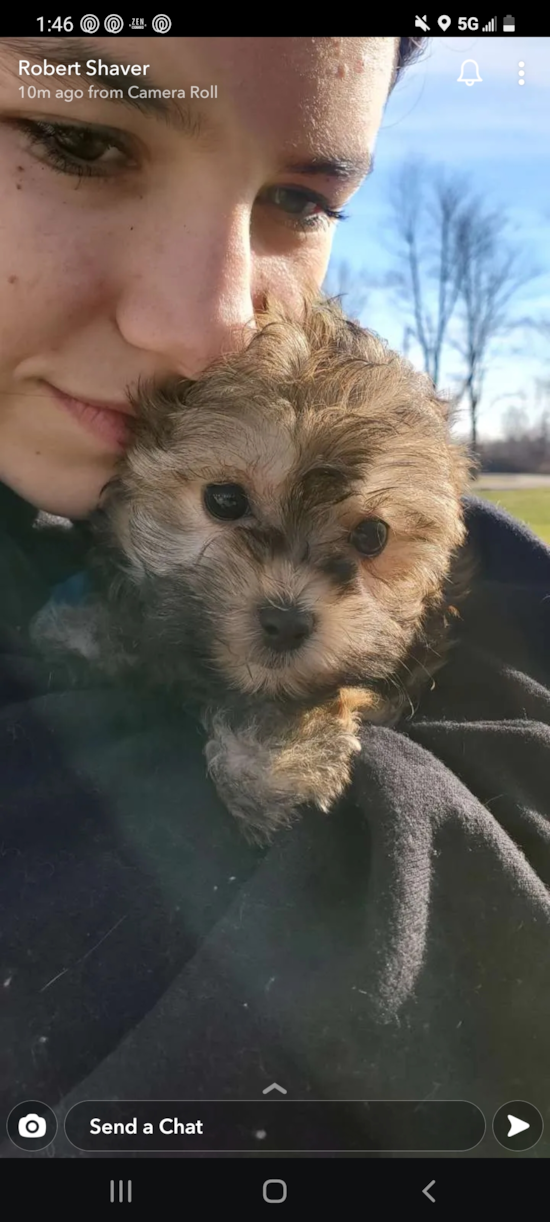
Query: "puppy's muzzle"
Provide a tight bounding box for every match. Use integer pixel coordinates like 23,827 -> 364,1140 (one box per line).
258,602 -> 315,653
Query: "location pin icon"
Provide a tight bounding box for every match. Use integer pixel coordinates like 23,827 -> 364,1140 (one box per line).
438,14 -> 451,29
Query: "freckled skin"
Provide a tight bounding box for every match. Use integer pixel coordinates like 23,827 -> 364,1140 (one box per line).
0,36 -> 397,517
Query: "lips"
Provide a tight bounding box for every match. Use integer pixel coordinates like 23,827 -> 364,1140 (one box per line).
46,381 -> 135,451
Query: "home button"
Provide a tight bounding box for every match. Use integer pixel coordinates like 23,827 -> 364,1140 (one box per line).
263,1179 -> 288,1203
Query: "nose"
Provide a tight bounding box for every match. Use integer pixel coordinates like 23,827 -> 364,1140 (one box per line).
115,181 -> 257,378
258,604 -> 315,652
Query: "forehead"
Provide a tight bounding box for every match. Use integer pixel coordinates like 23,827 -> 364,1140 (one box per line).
166,390 -> 404,503
107,35 -> 395,162
190,37 -> 395,132
161,303 -> 435,497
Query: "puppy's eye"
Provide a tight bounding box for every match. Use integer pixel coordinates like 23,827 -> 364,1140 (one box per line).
350,518 -> 389,557
203,483 -> 250,521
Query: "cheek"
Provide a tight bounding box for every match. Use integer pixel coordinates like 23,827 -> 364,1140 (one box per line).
120,506 -> 216,577
360,536 -> 456,618
118,489 -> 262,585
254,238 -> 334,310
0,146 -> 109,364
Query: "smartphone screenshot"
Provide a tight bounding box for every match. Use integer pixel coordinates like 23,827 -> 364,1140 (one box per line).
0,16 -> 548,1210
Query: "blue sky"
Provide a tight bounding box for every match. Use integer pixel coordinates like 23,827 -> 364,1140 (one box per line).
325,37 -> 550,439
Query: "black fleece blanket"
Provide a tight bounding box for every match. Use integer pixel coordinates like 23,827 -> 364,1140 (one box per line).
0,482 -> 549,1160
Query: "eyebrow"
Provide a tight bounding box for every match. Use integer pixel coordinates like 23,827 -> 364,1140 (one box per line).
279,156 -> 372,182
0,37 -> 372,182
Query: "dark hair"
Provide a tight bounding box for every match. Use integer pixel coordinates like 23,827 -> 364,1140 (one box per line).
393,36 -> 429,86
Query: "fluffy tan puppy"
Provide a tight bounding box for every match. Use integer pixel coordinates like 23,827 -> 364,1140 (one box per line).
33,298 -> 474,842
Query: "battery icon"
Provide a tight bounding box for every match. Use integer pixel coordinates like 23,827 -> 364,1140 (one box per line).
503,14 -> 515,30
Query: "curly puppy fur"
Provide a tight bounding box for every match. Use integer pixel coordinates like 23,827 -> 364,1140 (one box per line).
33,297 -> 475,842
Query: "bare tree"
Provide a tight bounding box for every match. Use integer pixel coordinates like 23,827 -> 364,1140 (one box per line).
322,259 -> 370,322
387,159 -> 539,452
532,383 -> 550,469
481,399 -> 550,472
386,161 -> 467,386
451,203 -> 537,453
501,403 -> 530,440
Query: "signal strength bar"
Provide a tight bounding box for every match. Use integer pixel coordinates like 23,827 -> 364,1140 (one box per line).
483,16 -> 497,30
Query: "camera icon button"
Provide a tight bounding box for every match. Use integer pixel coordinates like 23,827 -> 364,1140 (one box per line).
6,1100 -> 58,1151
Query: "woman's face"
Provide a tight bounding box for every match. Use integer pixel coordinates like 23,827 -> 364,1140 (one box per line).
0,36 -> 396,517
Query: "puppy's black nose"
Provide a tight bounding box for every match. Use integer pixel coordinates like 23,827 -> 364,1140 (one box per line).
258,604 -> 315,652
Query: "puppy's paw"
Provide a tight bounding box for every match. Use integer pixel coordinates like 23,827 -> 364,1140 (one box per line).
203,718 -> 297,843
203,706 -> 362,843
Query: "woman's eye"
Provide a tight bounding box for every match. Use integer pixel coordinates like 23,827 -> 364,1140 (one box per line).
350,518 -> 389,557
271,187 -> 322,218
203,483 -> 250,521
47,125 -> 117,162
14,119 -> 132,178
260,185 -> 347,230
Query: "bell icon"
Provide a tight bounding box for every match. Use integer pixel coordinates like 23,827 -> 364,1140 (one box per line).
457,60 -> 482,86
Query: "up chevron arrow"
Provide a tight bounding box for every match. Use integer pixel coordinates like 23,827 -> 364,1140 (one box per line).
262,1083 -> 287,1095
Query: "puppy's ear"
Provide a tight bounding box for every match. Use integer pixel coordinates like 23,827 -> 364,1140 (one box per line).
127,374 -> 197,450
429,387 -> 453,421
413,373 -> 457,426
419,382 -> 477,491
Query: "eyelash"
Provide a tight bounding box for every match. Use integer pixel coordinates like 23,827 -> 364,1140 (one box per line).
13,118 -> 349,231
14,117 -> 131,178
259,186 -> 348,232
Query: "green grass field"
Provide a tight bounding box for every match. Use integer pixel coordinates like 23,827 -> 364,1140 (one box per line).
475,489 -> 550,544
